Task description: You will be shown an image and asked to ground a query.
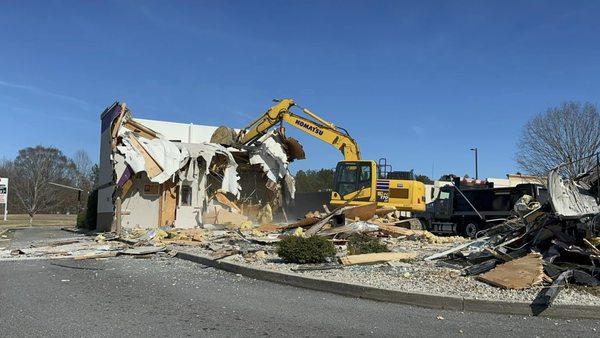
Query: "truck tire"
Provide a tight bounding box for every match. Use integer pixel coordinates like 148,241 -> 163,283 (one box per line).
464,222 -> 480,238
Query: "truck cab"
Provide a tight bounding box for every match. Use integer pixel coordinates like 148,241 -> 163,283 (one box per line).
330,160 -> 426,212
419,179 -> 548,237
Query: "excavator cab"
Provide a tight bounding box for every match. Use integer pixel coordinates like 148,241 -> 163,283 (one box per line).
331,160 -> 378,206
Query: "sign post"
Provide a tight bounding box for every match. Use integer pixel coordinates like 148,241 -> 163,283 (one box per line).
0,178 -> 8,221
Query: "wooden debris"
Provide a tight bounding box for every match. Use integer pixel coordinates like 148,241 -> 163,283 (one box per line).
122,118 -> 158,140
477,253 -> 545,289
127,135 -> 163,178
47,239 -> 83,247
305,206 -> 352,237
340,252 -> 418,266
392,218 -> 423,230
214,191 -> 241,212
74,251 -> 118,260
375,223 -> 424,237
282,217 -> 321,229
121,246 -> 166,255
256,223 -> 282,233
583,238 -> 600,255
202,209 -> 248,226
161,239 -> 204,246
291,264 -> 343,272
424,236 -> 490,261
374,207 -> 396,217
484,247 -> 514,262
344,202 -> 377,221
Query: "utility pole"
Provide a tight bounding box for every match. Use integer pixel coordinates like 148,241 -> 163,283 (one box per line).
470,148 -> 478,180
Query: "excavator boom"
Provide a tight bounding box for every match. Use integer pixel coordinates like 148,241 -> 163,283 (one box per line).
237,99 -> 361,161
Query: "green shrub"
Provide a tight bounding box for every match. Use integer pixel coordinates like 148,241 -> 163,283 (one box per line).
276,236 -> 336,264
76,213 -> 86,228
347,233 -> 389,255
77,189 -> 98,229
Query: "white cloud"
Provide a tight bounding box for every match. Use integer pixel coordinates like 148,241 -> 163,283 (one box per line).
0,79 -> 89,108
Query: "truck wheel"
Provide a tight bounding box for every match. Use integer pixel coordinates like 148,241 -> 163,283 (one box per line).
464,223 -> 480,238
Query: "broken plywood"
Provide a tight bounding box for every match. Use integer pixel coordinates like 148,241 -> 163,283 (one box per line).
127,135 -> 163,178
123,119 -> 158,140
340,252 -> 417,266
159,179 -> 178,226
202,209 -> 248,227
344,202 -> 377,221
214,191 -> 241,212
477,252 -> 544,289
121,246 -> 166,255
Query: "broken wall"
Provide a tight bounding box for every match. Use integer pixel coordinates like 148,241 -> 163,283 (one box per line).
97,101 -> 299,231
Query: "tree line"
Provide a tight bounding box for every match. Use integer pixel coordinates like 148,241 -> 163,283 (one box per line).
0,146 -> 97,224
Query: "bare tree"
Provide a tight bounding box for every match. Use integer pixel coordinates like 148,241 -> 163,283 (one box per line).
72,150 -> 94,190
72,150 -> 92,178
11,146 -> 77,225
516,102 -> 600,178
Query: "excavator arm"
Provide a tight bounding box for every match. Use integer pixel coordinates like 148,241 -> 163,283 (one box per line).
237,98 -> 361,161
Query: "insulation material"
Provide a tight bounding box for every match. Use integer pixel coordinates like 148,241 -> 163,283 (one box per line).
249,142 -> 288,183
249,131 -> 296,198
117,135 -> 181,183
284,173 -> 296,200
175,143 -> 241,198
548,166 -> 600,218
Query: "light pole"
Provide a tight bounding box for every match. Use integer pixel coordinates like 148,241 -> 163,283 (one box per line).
470,148 -> 478,180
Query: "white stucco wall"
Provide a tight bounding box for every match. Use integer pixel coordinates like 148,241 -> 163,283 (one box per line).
135,118 -> 222,143
121,175 -> 160,229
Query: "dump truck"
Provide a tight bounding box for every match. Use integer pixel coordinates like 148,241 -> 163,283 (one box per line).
211,98 -> 426,213
417,177 -> 548,237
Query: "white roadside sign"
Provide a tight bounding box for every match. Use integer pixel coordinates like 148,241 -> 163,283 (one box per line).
0,177 -> 8,221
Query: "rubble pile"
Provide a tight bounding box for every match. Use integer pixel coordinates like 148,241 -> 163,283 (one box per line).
425,164 -> 600,308
112,196 -> 466,269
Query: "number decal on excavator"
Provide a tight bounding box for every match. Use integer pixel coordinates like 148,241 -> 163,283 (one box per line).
377,190 -> 389,202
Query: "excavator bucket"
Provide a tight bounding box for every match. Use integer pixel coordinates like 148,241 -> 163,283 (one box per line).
210,126 -> 238,146
283,136 -> 306,161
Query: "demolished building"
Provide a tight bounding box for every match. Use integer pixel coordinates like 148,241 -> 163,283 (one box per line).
96,102 -> 299,232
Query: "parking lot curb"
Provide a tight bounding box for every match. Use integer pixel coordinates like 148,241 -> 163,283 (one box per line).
174,251 -> 600,319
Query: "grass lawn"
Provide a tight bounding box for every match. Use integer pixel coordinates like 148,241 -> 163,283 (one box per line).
0,214 -> 77,229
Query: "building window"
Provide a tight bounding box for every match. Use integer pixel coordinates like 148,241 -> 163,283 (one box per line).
181,185 -> 192,206
143,184 -> 159,196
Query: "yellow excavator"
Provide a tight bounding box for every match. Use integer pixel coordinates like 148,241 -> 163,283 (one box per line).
212,98 -> 425,213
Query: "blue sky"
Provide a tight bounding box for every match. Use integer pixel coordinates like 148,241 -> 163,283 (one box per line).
1,1 -> 599,179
